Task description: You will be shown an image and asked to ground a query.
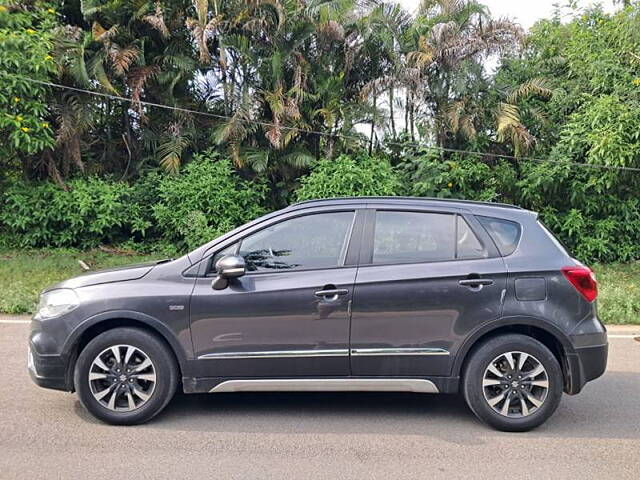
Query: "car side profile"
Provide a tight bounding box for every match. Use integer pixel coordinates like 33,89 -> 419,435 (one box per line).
28,197 -> 607,431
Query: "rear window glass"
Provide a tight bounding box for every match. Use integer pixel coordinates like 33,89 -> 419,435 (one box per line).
373,211 -> 455,264
477,216 -> 521,256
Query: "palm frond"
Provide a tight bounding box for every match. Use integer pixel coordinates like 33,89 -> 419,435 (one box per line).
279,148 -> 315,169
507,77 -> 553,104
143,2 -> 170,38
157,123 -> 190,174
496,102 -> 534,156
194,0 -> 208,25
253,0 -> 286,31
242,147 -> 270,172
108,44 -> 140,76
128,65 -> 160,113
92,22 -> 118,43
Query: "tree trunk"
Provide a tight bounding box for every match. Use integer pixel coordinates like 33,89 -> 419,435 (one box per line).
404,89 -> 410,135
409,96 -> 415,142
389,86 -> 396,139
369,89 -> 377,154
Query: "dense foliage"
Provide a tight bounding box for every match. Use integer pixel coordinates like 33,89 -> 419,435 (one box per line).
0,0 -> 639,263
0,151 -> 266,252
295,154 -> 400,201
152,151 -> 267,250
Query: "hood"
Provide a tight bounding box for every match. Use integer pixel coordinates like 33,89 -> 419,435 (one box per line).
44,259 -> 171,291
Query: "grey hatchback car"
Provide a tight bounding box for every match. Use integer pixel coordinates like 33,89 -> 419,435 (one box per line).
29,197 -> 607,431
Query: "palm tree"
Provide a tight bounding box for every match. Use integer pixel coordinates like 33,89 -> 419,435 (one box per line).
359,2 -> 413,145
407,0 -> 523,151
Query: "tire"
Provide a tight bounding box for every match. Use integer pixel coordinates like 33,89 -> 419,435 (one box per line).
74,327 -> 178,425
462,334 -> 563,432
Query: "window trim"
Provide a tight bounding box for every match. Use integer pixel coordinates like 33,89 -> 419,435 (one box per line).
359,208 -> 499,267
200,209 -> 360,277
455,214 -> 490,260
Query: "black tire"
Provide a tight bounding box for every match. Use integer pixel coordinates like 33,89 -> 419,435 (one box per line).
462,334 -> 563,432
74,327 -> 178,425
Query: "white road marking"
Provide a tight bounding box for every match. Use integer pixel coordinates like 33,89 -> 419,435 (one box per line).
608,334 -> 639,339
0,319 -> 30,324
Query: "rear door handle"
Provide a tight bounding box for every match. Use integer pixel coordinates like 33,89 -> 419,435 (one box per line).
314,289 -> 349,297
459,279 -> 494,287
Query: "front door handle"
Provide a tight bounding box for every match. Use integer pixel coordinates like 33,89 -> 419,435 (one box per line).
314,288 -> 349,298
459,278 -> 494,287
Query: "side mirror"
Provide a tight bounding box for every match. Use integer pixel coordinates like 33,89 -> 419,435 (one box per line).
212,255 -> 246,290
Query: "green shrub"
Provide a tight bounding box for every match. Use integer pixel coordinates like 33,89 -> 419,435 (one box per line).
152,151 -> 267,250
397,151 -> 518,202
294,154 -> 401,201
0,177 -> 149,248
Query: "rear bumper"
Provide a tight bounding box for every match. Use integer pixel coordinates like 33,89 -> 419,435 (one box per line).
565,342 -> 608,395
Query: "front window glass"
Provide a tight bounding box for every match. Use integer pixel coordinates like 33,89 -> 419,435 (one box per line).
373,211 -> 455,264
238,212 -> 355,272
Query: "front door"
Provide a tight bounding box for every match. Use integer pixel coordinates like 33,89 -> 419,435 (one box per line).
350,209 -> 507,377
189,210 -> 358,378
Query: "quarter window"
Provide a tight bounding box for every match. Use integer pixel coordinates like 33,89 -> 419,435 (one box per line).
238,212 -> 355,272
372,211 -> 455,264
477,216 -> 521,256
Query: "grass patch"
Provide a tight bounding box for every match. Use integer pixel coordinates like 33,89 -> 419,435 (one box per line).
0,249 -> 160,314
1,249 -> 638,324
593,262 -> 640,325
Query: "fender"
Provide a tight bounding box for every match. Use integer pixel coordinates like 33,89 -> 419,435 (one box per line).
62,310 -> 190,374
451,315 -> 576,377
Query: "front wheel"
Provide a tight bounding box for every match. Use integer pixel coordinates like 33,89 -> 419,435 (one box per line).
74,327 -> 178,425
463,334 -> 563,432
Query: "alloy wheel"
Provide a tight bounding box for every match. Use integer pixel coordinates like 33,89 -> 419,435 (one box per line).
88,344 -> 157,412
482,351 -> 549,418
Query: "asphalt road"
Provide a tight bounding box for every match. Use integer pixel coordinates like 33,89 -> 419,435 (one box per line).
1,319 -> 639,479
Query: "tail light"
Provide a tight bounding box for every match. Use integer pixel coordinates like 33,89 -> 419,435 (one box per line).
561,266 -> 598,302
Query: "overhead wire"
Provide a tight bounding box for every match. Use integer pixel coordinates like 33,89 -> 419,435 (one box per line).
3,71 -> 640,173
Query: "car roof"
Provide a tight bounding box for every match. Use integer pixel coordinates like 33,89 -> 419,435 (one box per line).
289,196 -> 528,213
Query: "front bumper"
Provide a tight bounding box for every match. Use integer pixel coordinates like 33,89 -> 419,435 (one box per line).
28,345 -> 70,391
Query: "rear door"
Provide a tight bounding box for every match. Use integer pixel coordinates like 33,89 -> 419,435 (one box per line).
350,208 -> 507,377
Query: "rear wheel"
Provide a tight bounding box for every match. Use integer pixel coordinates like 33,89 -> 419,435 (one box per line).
463,334 -> 563,432
74,327 -> 178,425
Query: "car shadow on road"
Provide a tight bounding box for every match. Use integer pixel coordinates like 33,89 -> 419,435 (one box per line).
106,370 -> 637,441
71,371 -> 639,442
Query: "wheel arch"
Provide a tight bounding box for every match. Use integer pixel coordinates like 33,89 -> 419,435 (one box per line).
63,311 -> 187,391
453,316 -> 576,392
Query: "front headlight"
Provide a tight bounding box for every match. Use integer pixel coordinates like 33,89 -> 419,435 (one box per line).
34,289 -> 80,320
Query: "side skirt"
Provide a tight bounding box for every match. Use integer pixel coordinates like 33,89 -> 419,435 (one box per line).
182,376 -> 461,394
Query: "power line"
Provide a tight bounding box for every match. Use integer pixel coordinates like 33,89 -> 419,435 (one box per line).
4,71 -> 640,173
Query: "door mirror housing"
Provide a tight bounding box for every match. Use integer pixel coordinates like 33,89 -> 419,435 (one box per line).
212,254 -> 246,290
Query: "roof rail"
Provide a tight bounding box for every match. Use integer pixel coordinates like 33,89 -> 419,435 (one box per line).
290,196 -> 523,210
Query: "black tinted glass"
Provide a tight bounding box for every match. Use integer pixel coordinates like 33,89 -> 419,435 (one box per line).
373,211 -> 455,264
477,216 -> 521,256
239,212 -> 355,272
